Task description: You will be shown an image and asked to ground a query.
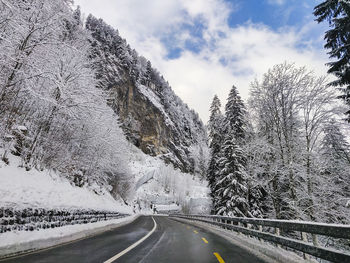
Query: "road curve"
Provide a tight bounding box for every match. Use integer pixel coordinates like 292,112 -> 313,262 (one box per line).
1,216 -> 268,263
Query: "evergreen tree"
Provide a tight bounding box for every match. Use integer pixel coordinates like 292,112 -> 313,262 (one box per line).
116,40 -> 132,69
207,95 -> 224,201
224,85 -> 246,142
318,120 -> 350,223
208,90 -> 251,216
215,135 -> 249,216
145,61 -> 153,85
208,95 -> 223,149
321,120 -> 350,164
130,49 -> 140,84
314,0 -> 350,120
214,86 -> 250,216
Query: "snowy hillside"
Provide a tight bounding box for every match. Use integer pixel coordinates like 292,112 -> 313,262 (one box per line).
0,145 -> 211,214
0,154 -> 131,213
0,0 -> 211,220
86,15 -> 209,174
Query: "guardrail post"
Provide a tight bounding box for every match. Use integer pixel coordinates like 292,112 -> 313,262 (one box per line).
312,234 -> 319,247
275,227 -> 281,248
258,225 -> 263,241
301,232 -> 310,260
247,223 -> 253,238
237,222 -> 241,235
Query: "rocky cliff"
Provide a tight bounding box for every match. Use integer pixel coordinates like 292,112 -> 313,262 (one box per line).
86,16 -> 208,174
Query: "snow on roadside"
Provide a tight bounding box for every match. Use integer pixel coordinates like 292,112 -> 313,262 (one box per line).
0,215 -> 136,249
0,156 -> 131,213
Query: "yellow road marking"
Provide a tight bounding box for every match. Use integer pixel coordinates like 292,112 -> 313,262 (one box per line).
193,230 -> 198,234
202,237 -> 208,244
214,252 -> 225,263
186,226 -> 190,229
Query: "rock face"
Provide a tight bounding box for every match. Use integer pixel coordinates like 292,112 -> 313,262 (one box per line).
86,16 -> 208,173
108,80 -> 170,156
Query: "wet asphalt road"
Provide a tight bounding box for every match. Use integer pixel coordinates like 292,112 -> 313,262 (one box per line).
1,216 -> 267,263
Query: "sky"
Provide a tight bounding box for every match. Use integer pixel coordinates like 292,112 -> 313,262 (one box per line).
74,0 -> 329,123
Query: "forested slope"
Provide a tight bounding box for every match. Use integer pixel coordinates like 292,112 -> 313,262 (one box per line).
0,0 -> 209,210
86,15 -> 208,174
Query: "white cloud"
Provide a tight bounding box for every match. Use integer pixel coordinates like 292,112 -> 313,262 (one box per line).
267,0 -> 286,5
74,0 -> 329,123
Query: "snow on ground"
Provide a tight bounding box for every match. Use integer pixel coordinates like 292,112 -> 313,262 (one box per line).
129,146 -> 211,214
0,215 -> 136,249
0,140 -> 210,215
0,154 -> 131,213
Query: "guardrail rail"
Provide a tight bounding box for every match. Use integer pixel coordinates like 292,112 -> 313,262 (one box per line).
169,214 -> 350,263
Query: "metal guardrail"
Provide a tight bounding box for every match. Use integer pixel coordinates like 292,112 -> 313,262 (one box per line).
169,214 -> 350,263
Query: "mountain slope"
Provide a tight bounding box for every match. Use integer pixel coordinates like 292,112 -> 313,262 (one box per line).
86,16 -> 208,174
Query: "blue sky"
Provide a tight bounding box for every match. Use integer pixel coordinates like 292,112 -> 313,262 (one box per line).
230,0 -> 311,29
75,0 -> 329,122
164,0 -> 326,59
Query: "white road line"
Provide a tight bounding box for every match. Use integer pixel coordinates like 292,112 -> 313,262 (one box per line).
104,217 -> 157,263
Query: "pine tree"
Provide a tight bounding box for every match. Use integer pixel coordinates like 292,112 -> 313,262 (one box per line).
208,95 -> 223,150
130,49 -> 140,84
207,95 -> 224,202
224,85 -> 246,142
145,61 -> 153,85
321,120 -> 350,168
318,120 -> 350,223
314,0 -> 350,120
208,90 -> 251,216
215,135 -> 249,216
213,86 -> 250,216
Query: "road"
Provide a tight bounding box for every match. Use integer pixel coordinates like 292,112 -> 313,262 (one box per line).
1,216 -> 268,263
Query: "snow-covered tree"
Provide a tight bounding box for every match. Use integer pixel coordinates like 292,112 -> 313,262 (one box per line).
299,75 -> 336,220
322,120 -> 350,164
207,95 -> 224,204
0,0 -> 133,200
248,62 -> 347,222
214,135 -> 249,216
244,122 -> 270,218
145,61 -> 153,86
0,0 -> 72,127
224,85 -> 246,142
207,90 -> 252,216
317,120 -> 350,223
249,63 -> 308,219
314,0 -> 350,121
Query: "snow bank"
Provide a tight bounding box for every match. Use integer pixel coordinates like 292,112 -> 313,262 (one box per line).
0,157 -> 131,213
0,215 -> 138,257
